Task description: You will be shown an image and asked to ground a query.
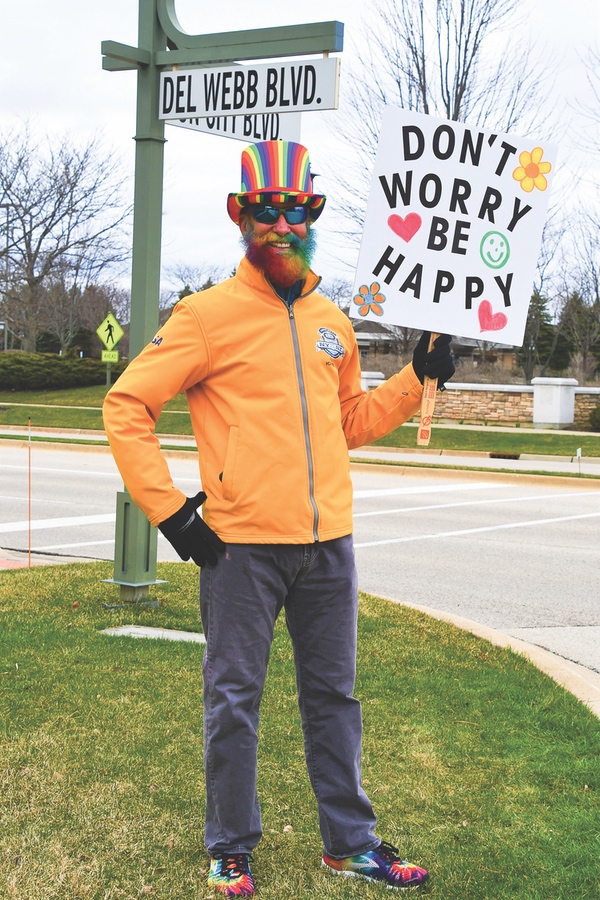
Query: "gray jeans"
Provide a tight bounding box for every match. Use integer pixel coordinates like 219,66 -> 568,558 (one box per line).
199,536 -> 379,858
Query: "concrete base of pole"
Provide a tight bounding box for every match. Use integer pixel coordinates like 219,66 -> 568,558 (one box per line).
120,583 -> 150,603
102,578 -> 167,605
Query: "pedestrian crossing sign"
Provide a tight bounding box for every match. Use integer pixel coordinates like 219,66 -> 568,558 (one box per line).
97,313 -> 124,350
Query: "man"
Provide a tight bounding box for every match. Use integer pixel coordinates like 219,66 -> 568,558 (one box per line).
103,140 -> 454,897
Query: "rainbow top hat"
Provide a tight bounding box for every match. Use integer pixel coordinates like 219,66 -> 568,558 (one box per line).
227,141 -> 326,224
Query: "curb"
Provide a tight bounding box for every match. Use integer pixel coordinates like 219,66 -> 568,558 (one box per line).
348,460 -> 600,490
380,596 -> 600,719
3,551 -> 598,719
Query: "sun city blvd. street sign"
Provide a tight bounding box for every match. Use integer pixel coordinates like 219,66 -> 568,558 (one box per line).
159,58 -> 340,120
169,111 -> 302,143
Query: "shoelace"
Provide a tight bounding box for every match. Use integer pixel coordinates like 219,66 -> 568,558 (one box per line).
374,840 -> 401,862
215,854 -> 251,879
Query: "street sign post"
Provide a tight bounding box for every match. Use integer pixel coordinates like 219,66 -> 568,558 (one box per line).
102,2 -> 343,602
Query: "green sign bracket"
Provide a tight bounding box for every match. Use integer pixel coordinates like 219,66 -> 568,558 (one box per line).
101,40 -> 151,69
154,23 -> 344,68
102,12 -> 343,71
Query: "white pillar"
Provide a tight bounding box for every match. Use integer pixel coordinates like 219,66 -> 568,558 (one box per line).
531,377 -> 579,427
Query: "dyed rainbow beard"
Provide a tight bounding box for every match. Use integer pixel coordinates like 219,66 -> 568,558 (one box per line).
242,221 -> 316,288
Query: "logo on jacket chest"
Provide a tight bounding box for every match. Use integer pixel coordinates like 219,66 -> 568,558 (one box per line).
315,327 -> 345,360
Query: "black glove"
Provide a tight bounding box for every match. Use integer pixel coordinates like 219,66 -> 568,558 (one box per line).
412,331 -> 455,389
158,491 -> 226,567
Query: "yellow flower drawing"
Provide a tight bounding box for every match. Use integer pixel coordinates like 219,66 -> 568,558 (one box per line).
512,147 -> 552,193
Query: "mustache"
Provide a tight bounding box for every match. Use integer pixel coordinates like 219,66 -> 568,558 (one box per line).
252,232 -> 306,250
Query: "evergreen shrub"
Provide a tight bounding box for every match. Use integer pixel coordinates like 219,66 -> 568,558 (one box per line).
0,353 -> 127,390
588,404 -> 600,432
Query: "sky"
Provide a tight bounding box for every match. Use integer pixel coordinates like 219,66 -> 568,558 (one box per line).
0,0 -> 598,295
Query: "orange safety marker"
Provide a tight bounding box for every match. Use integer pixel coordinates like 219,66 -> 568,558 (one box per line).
27,417 -> 32,567
416,333 -> 439,447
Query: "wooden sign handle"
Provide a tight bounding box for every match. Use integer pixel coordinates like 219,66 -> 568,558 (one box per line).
416,332 -> 440,447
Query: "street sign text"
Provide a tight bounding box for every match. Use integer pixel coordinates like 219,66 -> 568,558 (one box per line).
159,58 -> 340,120
168,111 -> 302,143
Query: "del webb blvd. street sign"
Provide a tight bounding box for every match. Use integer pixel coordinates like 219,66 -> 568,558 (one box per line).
170,111 -> 302,144
159,57 -> 340,120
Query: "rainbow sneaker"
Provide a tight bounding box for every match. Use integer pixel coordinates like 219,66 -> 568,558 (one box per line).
207,853 -> 255,897
322,840 -> 428,889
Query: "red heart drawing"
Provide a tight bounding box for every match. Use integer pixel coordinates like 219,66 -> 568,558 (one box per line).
478,300 -> 508,332
387,213 -> 422,242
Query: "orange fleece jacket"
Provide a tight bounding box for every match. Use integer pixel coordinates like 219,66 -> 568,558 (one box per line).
103,258 -> 423,543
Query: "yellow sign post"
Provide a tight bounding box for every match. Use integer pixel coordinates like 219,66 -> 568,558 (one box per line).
97,314 -> 124,388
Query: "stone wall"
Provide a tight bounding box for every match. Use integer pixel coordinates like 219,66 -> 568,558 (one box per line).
575,389 -> 600,425
363,374 -> 600,427
406,382 -> 599,426
431,383 -> 534,424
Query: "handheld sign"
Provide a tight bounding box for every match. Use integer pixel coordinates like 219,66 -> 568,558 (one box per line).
351,107 -> 556,443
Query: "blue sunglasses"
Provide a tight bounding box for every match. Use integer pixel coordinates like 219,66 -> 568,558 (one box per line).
250,205 -> 309,225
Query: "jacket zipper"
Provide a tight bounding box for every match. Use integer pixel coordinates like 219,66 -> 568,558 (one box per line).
287,301 -> 320,542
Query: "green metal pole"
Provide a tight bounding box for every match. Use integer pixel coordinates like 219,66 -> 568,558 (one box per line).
114,0 -> 167,602
129,0 -> 166,357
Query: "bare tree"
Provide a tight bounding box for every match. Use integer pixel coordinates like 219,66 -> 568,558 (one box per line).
0,124 -> 130,351
36,277 -> 129,355
557,219 -> 600,384
320,276 -> 353,309
165,262 -> 231,303
332,0 -> 551,238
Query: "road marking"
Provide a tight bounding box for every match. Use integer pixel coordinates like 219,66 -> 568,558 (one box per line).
0,494 -> 73,505
1,464 -> 199,482
353,490 -> 600,518
1,464 -> 122,478
33,539 -> 115,551
354,511 -> 600,547
0,514 -> 115,534
353,482 -> 505,499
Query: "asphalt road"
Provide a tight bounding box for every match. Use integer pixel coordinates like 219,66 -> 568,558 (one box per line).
1,442 -> 599,673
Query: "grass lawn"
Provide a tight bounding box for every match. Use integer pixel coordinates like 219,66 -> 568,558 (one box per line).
0,562 -> 599,898
372,424 -> 600,458
0,387 -> 191,435
1,386 -> 600,457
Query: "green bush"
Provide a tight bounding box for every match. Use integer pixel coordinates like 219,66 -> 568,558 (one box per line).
0,352 -> 128,390
588,404 -> 600,432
